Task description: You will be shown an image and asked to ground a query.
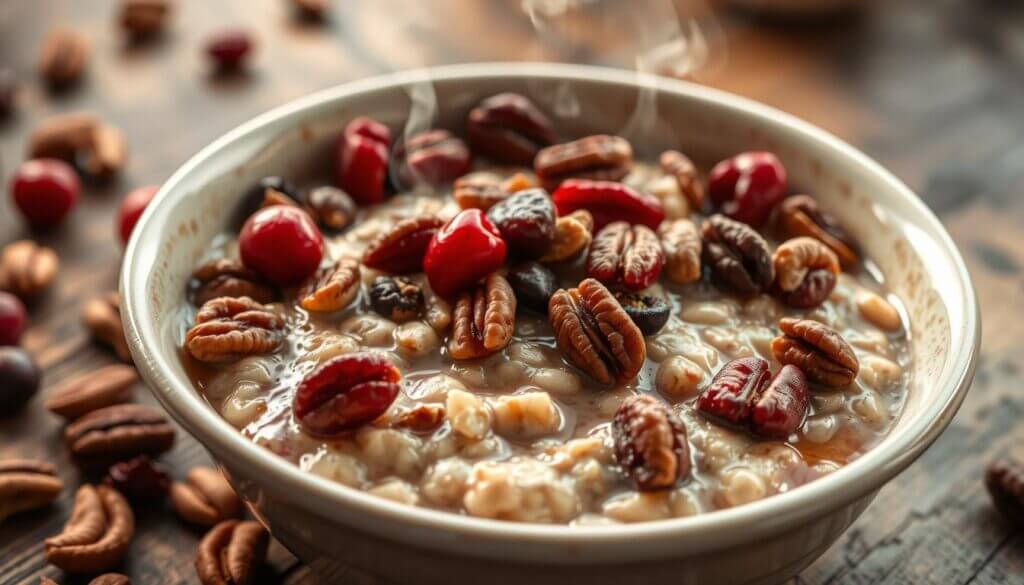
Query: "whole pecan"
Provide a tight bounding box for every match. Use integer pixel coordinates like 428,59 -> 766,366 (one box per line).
195,520 -> 269,585
190,258 -> 275,306
534,135 -> 633,191
28,112 -> 99,160
549,278 -> 646,385
38,28 -> 89,87
659,150 -> 704,210
0,459 -> 63,521
540,209 -> 593,263
779,195 -> 861,269
82,292 -> 132,363
299,257 -> 360,313
773,237 -> 840,292
448,273 -> 516,360
305,185 -> 356,231
169,466 -> 242,527
65,404 -> 176,467
466,93 -> 557,165
453,173 -> 510,211
613,395 -> 689,491
0,239 -> 59,299
185,297 -> 283,363
44,484 -> 134,574
658,218 -> 702,284
587,222 -> 664,290
362,215 -> 445,274
702,214 -> 774,295
119,0 -> 171,37
45,364 -> 138,420
986,457 -> 1024,526
771,318 -> 859,386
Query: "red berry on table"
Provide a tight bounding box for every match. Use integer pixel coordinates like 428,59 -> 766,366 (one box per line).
0,292 -> 28,346
424,209 -> 507,299
708,151 -> 787,228
239,206 -> 324,286
117,184 -> 159,245
205,29 -> 253,69
551,179 -> 664,232
10,158 -> 79,230
335,117 -> 390,206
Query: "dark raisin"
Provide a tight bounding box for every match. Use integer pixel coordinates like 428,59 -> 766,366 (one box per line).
485,188 -> 557,260
507,262 -> 557,314
613,291 -> 670,336
369,276 -> 423,322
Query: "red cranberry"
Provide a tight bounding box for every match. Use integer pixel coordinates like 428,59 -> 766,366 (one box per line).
0,292 -> 27,346
424,209 -> 506,299
117,185 -> 159,245
10,158 -> 80,230
205,29 -> 253,69
240,205 -> 324,286
394,130 -> 471,188
0,347 -> 40,413
708,152 -> 787,228
551,179 -> 665,231
335,117 -> 391,206
104,455 -> 171,501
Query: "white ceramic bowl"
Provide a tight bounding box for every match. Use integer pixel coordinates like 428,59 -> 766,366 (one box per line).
120,63 -> 980,585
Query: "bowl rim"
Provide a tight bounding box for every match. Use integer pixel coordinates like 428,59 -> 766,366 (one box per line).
121,62 -> 980,554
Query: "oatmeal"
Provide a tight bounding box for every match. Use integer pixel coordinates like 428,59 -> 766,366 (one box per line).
178,94 -> 911,525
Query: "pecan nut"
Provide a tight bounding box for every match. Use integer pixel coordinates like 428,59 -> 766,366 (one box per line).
453,173 -> 510,211
305,185 -> 356,231
190,258 -> 275,306
540,209 -> 593,263
392,403 -> 446,432
448,273 -> 516,360
773,237 -> 840,292
119,0 -> 171,37
534,134 -> 633,191
586,221 -> 664,290
299,257 -> 360,313
82,292 -> 132,363
362,215 -> 445,274
44,484 -> 134,574
771,318 -> 859,386
65,404 -> 175,467
659,150 -> 704,210
613,394 -> 689,491
45,364 -> 137,420
986,457 -> 1024,525
0,239 -> 59,299
185,297 -> 283,363
466,93 -> 557,166
549,278 -> 646,384
658,218 -> 702,284
702,214 -> 774,295
81,123 -> 127,179
195,520 -> 269,585
38,28 -> 89,86
779,195 -> 861,269
0,459 -> 63,521
170,466 -> 242,527
29,113 -> 126,179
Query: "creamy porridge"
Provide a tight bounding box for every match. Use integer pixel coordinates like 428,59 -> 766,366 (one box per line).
178,96 -> 911,525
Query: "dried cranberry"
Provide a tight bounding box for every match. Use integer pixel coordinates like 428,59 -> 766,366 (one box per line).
698,359 -> 809,439
551,179 -> 665,231
293,352 -> 401,436
335,117 -> 390,206
205,29 -> 254,69
116,185 -> 159,245
507,262 -> 557,314
104,455 -> 171,501
750,365 -> 809,439
0,347 -> 40,413
10,158 -> 79,230
424,209 -> 506,299
466,93 -> 557,165
697,357 -> 771,428
613,291 -> 670,336
0,292 -> 28,346
708,152 -> 787,228
239,205 -> 324,286
393,129 -> 471,188
485,189 -> 556,260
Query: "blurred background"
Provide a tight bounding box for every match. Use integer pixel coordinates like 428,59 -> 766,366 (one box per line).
2,0 -> 1022,583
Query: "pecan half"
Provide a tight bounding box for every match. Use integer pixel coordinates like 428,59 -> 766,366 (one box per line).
534,135 -> 633,191
0,459 -> 63,521
65,404 -> 176,467
549,278 -> 646,384
659,150 -> 704,210
28,112 -> 99,160
190,258 -> 275,306
82,292 -> 132,363
38,28 -> 89,87
299,257 -> 360,313
986,457 -> 1024,525
392,403 -> 446,432
702,214 -> 774,295
466,93 -> 557,165
119,0 -> 171,37
771,318 -> 859,386
195,520 -> 269,585
658,218 -> 702,284
362,215 -> 445,274
185,297 -> 283,363
587,221 -> 664,290
170,466 -> 242,527
540,209 -> 593,263
779,195 -> 861,269
81,123 -> 127,179
453,173 -> 510,211
773,237 -> 840,292
613,395 -> 689,491
44,484 -> 134,574
0,239 -> 59,299
45,364 -> 137,420
448,274 -> 516,360
305,185 -> 356,231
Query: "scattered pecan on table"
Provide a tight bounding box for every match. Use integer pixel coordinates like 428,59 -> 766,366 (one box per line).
0,239 -> 59,300
81,292 -> 133,363
195,519 -> 269,585
44,484 -> 134,574
44,364 -> 138,420
65,404 -> 176,468
0,459 -> 63,522
170,466 -> 242,527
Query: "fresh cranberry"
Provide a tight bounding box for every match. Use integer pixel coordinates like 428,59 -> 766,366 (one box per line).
394,130 -> 471,188
117,185 -> 159,245
0,292 -> 27,346
205,29 -> 254,69
294,352 -> 401,436
335,117 -> 390,206
551,179 -> 665,231
708,152 -> 787,228
240,206 -> 324,286
104,456 -> 171,501
345,116 -> 391,145
10,158 -> 79,230
424,209 -> 506,299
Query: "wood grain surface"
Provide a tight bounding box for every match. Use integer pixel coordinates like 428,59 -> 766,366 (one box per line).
1,1 -> 1021,583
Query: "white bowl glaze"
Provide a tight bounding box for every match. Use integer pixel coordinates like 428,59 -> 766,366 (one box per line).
120,63 -> 980,585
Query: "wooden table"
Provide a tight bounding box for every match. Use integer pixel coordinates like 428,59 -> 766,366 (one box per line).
1,1 -> 1021,583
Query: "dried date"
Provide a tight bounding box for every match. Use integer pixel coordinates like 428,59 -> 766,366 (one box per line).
369,276 -> 423,322
771,318 -> 859,387
185,297 -> 283,363
448,273 -> 516,360
485,188 -> 557,259
393,129 -> 471,187
613,291 -> 670,336
613,394 -> 689,491
534,135 -> 632,191
702,214 -> 774,295
507,262 -> 558,314
779,195 -> 861,269
587,221 -> 664,290
466,93 -> 557,165
305,185 -> 356,231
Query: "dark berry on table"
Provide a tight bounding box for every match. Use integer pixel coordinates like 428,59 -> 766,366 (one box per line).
485,188 -> 556,260
10,158 -> 80,230
0,292 -> 28,346
708,151 -> 787,228
336,117 -> 391,206
205,29 -> 253,69
986,457 -> 1024,526
424,209 -> 506,300
369,276 -> 423,322
116,184 -> 159,245
0,68 -> 17,117
239,205 -> 324,286
393,129 -> 471,188
551,179 -> 665,231
104,455 -> 171,501
0,347 -> 41,413
293,352 -> 401,436
613,291 -> 670,336
507,262 -> 557,314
